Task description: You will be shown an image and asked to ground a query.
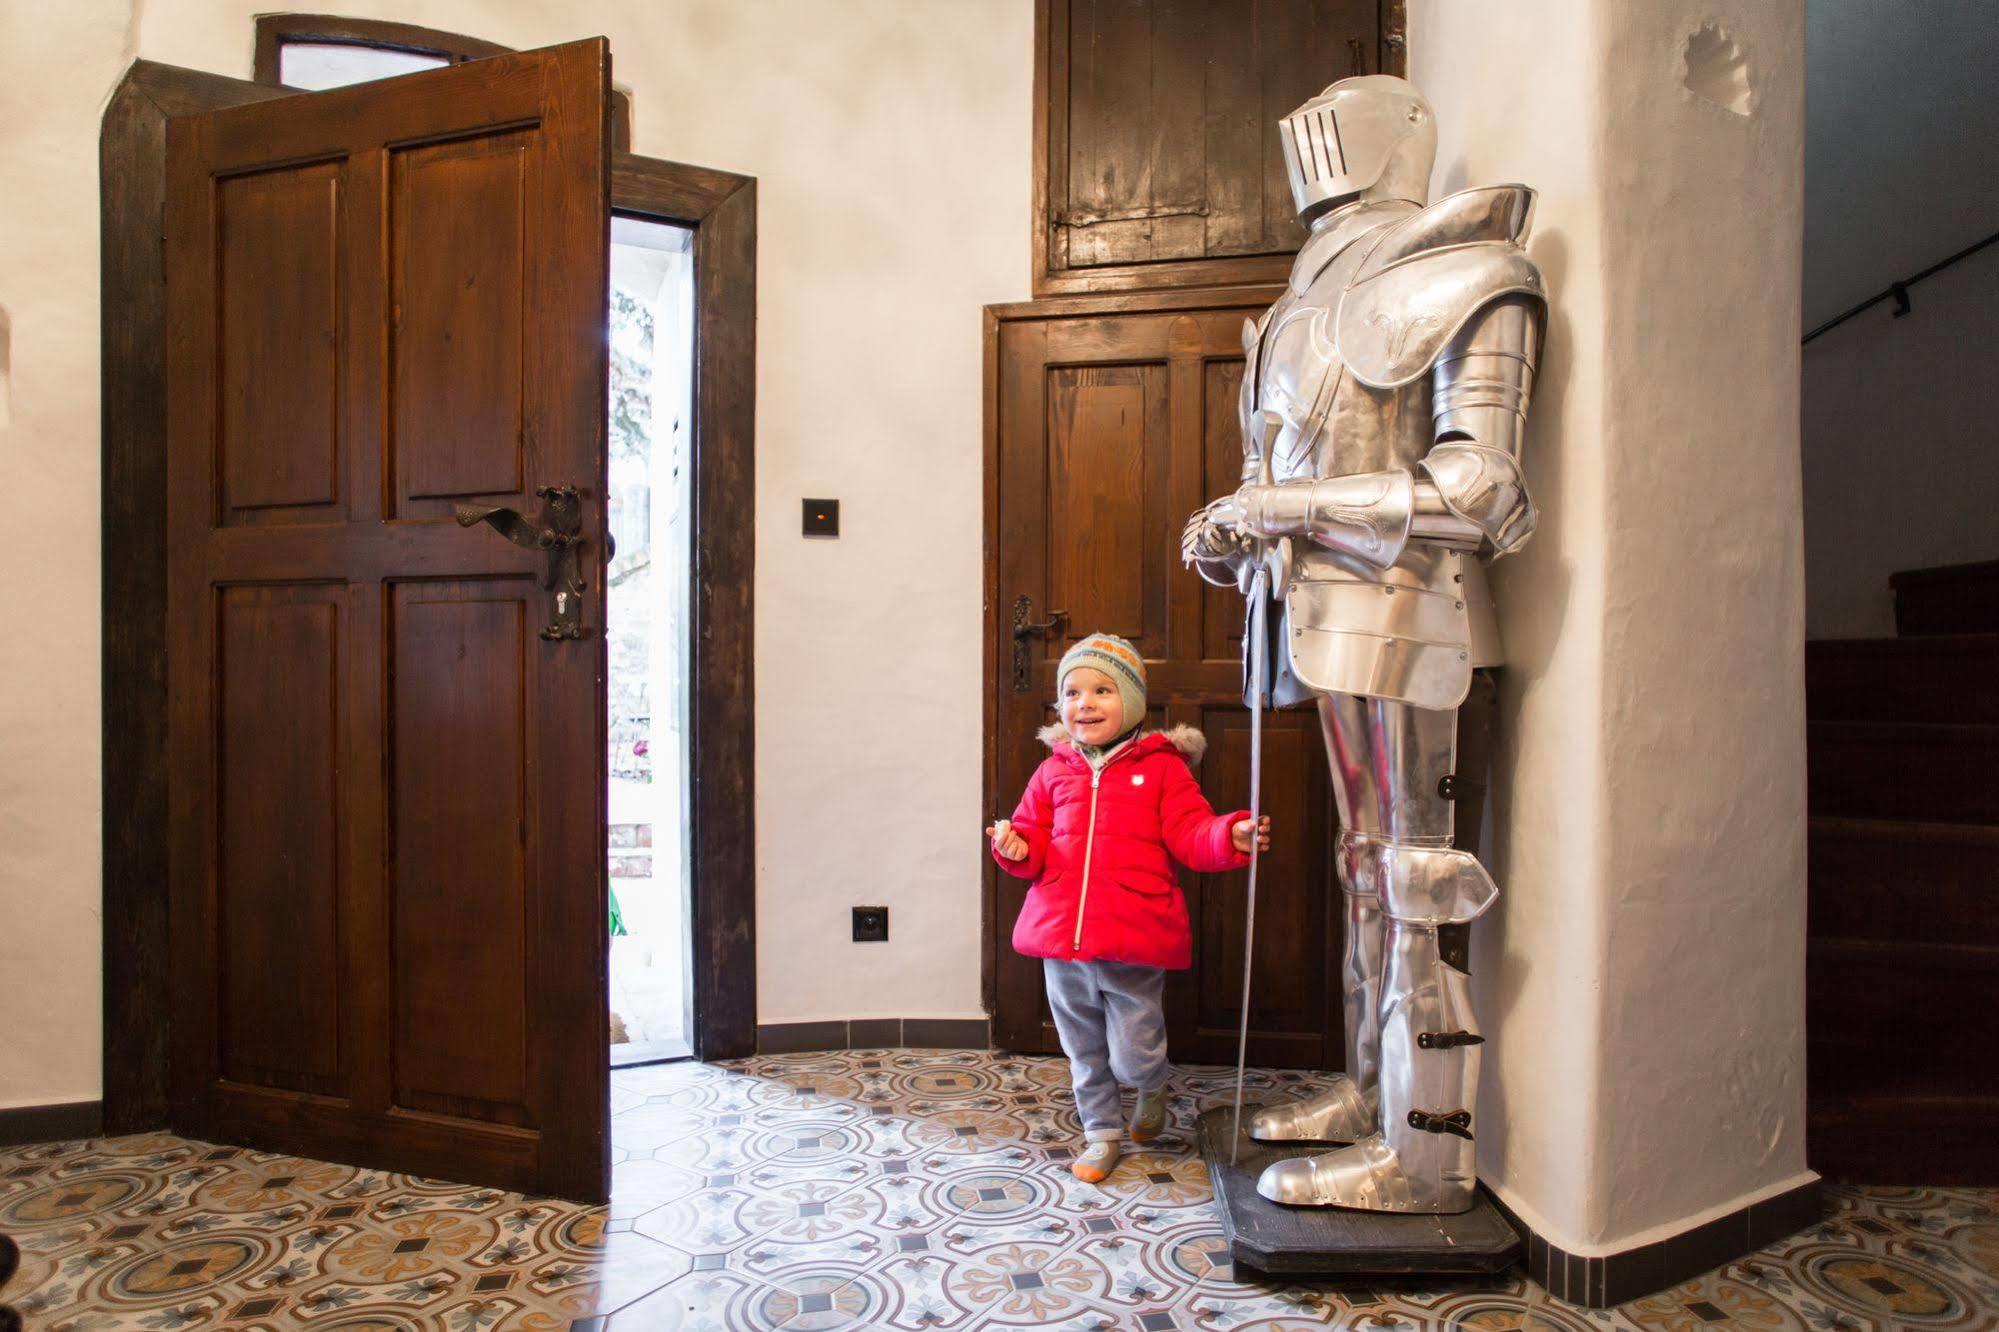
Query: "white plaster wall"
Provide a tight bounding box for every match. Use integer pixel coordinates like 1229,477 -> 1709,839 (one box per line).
1802,247 -> 1999,639
1414,0 -> 1813,1254
0,0 -> 1028,1105
0,0 -> 136,1110
1593,1 -> 1812,1247
1410,0 -> 1612,1253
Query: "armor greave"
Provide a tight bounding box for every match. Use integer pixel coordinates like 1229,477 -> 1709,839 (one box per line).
1247,846 -> 1386,1145
1256,835 -> 1497,1213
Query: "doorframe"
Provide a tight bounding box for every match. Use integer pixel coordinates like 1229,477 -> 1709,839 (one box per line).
610,154 -> 759,1065
100,60 -> 758,1134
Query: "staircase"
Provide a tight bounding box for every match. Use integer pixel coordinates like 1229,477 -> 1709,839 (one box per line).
1805,560 -> 1999,1184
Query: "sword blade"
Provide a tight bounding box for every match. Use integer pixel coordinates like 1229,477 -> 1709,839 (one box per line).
1231,565 -> 1268,1164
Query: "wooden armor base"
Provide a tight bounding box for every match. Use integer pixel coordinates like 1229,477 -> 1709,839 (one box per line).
1198,1106 -> 1522,1278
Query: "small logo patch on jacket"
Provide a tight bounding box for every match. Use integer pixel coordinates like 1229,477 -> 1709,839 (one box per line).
1131,774 -> 1145,786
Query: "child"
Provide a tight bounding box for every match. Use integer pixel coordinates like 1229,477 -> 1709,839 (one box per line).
988,633 -> 1271,1183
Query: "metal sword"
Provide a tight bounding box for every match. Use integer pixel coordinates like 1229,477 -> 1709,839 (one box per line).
1230,563 -> 1268,1165
1231,411 -> 1284,1164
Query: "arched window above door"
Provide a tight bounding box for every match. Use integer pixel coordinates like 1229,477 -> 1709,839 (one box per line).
251,14 -> 632,147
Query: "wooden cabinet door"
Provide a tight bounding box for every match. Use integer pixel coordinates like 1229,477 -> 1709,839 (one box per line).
985,293 -> 1341,1071
1034,0 -> 1405,295
165,40 -> 611,1201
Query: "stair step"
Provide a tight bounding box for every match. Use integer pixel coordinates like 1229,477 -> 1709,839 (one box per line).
1891,558 -> 1999,637
1808,939 -> 1999,1099
1809,818 -> 1999,946
1805,634 -> 1999,725
1807,721 -> 1999,824
1809,1094 -> 1999,1185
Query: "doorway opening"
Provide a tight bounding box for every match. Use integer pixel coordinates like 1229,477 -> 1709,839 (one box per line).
606,216 -> 696,1067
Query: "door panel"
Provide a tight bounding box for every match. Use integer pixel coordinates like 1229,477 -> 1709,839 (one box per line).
388,580 -> 535,1124
1045,364 -> 1169,655
216,585 -> 345,1095
391,132 -> 533,510
1181,705 -> 1334,1067
217,165 -> 344,521
988,299 -> 1342,1069
167,40 -> 610,1200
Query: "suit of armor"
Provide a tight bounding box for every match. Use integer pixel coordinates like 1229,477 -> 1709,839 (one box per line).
1183,76 -> 1545,1214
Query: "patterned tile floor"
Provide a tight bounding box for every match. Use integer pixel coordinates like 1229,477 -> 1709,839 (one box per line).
2,1050 -> 1995,1329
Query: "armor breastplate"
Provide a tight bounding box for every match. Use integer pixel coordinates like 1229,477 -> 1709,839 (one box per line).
1245,187 -> 1541,710
1244,202 -> 1431,489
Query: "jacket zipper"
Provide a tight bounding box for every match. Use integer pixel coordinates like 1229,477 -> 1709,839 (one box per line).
1072,766 -> 1105,952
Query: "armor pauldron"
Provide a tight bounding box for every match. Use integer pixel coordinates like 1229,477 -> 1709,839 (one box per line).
1360,184 -> 1534,270
1338,244 -> 1545,390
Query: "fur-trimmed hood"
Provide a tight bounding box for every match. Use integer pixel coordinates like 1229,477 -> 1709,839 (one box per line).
1035,722 -> 1208,766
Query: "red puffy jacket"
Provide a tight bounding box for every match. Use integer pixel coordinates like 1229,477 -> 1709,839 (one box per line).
997,724 -> 1251,970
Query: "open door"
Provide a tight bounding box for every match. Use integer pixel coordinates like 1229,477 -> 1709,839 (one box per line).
164,40 -> 612,1201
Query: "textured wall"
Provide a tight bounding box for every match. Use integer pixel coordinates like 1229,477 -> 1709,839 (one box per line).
1414,0 -> 1813,1255
0,0 -> 137,1110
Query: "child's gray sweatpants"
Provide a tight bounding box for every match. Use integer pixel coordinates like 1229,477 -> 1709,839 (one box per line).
1043,958 -> 1168,1142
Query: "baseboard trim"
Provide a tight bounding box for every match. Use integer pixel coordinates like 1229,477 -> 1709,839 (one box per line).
755,1018 -> 991,1055
1485,1177 -> 1824,1307
0,1100 -> 104,1147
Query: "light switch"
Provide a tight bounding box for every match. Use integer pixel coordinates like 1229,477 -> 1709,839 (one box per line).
803,498 -> 840,537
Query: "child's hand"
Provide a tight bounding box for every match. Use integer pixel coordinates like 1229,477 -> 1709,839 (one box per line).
987,818 -> 1028,861
1232,814 -> 1272,855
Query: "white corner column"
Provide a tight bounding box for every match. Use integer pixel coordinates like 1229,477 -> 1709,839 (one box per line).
1411,0 -> 1814,1258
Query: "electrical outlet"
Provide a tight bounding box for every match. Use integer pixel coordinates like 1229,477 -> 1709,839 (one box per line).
852,905 -> 888,942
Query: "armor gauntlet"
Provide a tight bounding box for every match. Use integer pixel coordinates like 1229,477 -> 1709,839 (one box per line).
1182,502 -> 1258,590
1418,298 -> 1540,557
1234,470 -> 1415,570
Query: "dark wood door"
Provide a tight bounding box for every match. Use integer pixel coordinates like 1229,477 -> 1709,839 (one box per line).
165,41 -> 611,1201
985,292 -> 1340,1070
1034,0 -> 1404,295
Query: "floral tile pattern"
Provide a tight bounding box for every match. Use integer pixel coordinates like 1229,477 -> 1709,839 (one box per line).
2,1050 -> 1995,1329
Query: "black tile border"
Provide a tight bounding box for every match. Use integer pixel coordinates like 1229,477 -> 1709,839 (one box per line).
0,1100 -> 103,1147
1487,1177 -> 1824,1307
755,1018 -> 991,1055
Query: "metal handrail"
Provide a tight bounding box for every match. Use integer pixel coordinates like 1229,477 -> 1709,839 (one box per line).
1803,228 -> 1999,345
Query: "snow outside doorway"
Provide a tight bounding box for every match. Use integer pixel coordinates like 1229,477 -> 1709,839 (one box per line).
607,215 -> 694,1065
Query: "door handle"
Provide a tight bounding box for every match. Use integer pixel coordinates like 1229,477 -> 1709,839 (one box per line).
455,485 -> 591,641
1010,597 -> 1069,692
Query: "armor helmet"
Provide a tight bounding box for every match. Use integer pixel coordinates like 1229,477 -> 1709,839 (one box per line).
1279,75 -> 1437,221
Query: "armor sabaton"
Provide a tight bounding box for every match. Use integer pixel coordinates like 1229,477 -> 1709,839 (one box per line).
1183,75 -> 1546,1215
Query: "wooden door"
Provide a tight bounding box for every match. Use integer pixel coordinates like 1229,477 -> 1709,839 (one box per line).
985,292 -> 1340,1070
1034,0 -> 1405,295
165,41 -> 611,1201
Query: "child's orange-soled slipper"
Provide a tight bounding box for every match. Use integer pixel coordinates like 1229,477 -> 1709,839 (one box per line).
1071,1140 -> 1121,1184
